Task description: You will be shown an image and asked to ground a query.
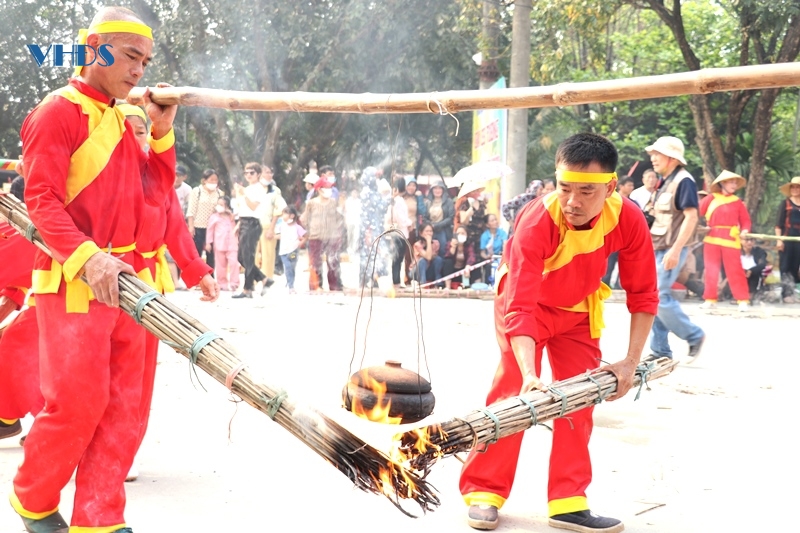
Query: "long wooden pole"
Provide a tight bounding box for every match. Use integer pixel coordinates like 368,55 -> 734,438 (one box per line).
127,63 -> 800,114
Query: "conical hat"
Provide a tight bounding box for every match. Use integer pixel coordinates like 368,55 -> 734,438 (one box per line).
779,176 -> 800,197
710,170 -> 746,193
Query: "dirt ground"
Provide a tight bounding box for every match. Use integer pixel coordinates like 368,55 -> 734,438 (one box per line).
1,255 -> 798,532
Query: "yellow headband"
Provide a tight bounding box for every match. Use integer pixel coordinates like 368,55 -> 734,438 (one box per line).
74,20 -> 154,76
556,169 -> 617,184
117,103 -> 147,123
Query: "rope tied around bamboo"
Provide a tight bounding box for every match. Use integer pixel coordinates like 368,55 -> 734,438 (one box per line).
0,193 -> 440,516
392,358 -> 678,473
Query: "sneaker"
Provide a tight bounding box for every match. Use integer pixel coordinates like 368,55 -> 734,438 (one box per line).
231,292 -> 252,299
467,504 -> 499,530
686,336 -> 705,364
19,434 -> 26,446
20,512 -> 70,533
0,419 -> 22,440
699,300 -> 717,310
548,510 -> 624,533
737,301 -> 751,312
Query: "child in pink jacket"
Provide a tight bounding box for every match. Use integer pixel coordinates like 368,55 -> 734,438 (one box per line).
206,196 -> 240,291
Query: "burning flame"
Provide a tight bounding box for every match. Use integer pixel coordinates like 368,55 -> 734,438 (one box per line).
349,371 -> 402,425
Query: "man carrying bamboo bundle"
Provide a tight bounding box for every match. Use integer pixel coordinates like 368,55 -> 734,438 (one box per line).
460,133 -> 658,533
9,6 -> 177,533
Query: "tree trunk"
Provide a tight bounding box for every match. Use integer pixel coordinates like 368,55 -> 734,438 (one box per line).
479,0 -> 500,90
744,88 -> 780,218
506,0 -> 532,201
687,95 -> 717,188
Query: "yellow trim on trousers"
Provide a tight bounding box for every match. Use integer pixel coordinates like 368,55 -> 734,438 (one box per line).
9,491 -> 59,520
549,496 -> 589,516
463,491 -> 507,509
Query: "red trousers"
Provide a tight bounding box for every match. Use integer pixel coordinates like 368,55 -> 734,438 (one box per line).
459,302 -> 600,517
0,308 -> 44,419
308,238 -> 342,291
703,243 -> 750,301
12,292 -> 146,531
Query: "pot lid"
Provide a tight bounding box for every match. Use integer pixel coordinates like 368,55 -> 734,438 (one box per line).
349,360 -> 432,394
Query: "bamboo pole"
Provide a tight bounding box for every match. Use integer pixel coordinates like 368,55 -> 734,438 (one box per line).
127,63 -> 800,114
744,233 -> 800,242
0,194 -> 439,516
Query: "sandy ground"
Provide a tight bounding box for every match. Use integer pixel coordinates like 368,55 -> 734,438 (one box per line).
1,253 -> 798,532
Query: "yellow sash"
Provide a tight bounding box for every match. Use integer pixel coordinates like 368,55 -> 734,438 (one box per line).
30,86 -> 128,312
703,193 -> 743,249
49,86 -> 127,205
138,244 -> 175,294
705,192 -> 740,222
544,192 -> 623,338
32,243 -> 136,313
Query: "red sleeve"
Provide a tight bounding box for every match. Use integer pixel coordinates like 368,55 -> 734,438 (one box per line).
699,193 -> 712,217
163,192 -> 210,288
141,130 -> 177,207
21,98 -> 92,264
503,204 -> 557,341
0,222 -> 35,292
738,200 -> 752,232
616,200 -> 659,315
0,287 -> 26,309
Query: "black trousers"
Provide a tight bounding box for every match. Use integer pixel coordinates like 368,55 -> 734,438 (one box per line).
192,227 -> 214,271
238,217 -> 266,291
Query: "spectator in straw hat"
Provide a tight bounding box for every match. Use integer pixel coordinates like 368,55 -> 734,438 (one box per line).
645,135 -> 705,363
775,176 -> 800,301
698,170 -> 752,311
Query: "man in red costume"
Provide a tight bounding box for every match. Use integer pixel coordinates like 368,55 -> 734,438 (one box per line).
0,218 -> 38,440
698,170 -> 752,311
11,6 -> 179,533
120,103 -> 219,477
459,133 -> 658,533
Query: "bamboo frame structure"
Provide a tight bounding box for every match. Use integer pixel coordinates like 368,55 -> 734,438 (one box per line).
394,358 -> 679,473
0,194 -> 439,516
127,63 -> 800,114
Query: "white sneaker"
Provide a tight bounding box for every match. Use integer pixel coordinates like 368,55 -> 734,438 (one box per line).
738,301 -> 751,312
699,300 -> 717,310
125,464 -> 138,482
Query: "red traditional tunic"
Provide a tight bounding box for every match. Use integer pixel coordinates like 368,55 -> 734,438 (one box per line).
460,192 -> 658,517
700,193 -> 751,302
12,79 -> 176,531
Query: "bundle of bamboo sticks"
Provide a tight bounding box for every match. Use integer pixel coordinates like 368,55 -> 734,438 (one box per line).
394,358 -> 678,472
0,194 -> 439,516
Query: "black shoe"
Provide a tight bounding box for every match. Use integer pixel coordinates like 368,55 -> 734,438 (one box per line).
0,419 -> 22,440
113,529 -> 133,533
20,512 -> 69,533
548,510 -> 623,533
232,292 -> 252,299
467,505 -> 498,530
686,336 -> 705,364
265,278 -> 275,288
19,434 -> 26,446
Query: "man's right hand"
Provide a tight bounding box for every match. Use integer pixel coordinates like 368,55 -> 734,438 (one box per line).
83,253 -> 137,308
777,240 -> 785,252
510,335 -> 547,395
